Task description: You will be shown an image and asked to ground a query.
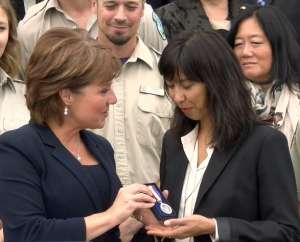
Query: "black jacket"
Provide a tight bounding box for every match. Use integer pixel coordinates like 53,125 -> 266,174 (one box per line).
160,125 -> 300,241
156,0 -> 249,40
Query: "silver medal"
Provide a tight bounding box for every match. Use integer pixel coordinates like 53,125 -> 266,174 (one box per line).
160,202 -> 173,214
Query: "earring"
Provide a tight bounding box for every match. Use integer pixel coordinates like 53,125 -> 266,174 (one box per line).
64,107 -> 68,116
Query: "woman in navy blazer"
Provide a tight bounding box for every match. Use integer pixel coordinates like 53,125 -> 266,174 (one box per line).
146,31 -> 300,241
0,28 -> 156,241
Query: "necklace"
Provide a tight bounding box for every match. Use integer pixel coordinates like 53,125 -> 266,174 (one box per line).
76,153 -> 81,161
68,139 -> 82,162
75,140 -> 82,162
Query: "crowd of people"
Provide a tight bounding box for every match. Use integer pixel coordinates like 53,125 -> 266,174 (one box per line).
0,0 -> 299,242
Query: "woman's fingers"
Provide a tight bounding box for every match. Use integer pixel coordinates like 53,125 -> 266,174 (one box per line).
164,218 -> 186,226
133,192 -> 156,203
124,184 -> 155,197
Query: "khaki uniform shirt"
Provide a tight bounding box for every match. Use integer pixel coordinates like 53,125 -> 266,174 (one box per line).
94,38 -> 173,185
18,0 -> 167,68
0,68 -> 29,134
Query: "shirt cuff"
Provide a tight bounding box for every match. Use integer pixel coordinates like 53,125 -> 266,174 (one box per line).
210,218 -> 219,242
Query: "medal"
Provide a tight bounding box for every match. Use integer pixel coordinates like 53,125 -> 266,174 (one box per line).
159,202 -> 173,215
148,185 -> 173,215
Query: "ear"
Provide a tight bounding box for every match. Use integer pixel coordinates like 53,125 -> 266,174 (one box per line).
59,89 -> 74,106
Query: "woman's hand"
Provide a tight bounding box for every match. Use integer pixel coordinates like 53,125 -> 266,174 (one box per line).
85,184 -> 155,241
108,184 -> 156,225
146,215 -> 215,239
133,189 -> 169,226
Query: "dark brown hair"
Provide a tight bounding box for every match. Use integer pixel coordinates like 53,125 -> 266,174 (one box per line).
26,27 -> 120,125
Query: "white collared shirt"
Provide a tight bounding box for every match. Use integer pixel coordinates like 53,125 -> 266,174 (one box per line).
176,124 -> 216,242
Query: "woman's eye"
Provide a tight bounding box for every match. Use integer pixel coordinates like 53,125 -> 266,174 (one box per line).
234,42 -> 243,47
99,88 -> 110,95
252,42 -> 263,46
181,81 -> 194,89
0,26 -> 7,32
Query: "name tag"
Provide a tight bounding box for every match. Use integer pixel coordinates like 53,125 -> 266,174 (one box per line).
139,86 -> 165,96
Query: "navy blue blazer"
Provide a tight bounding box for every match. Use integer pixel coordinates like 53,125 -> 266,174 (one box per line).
0,123 -> 122,241
160,125 -> 300,242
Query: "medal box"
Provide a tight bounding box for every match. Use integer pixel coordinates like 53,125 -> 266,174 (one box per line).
145,182 -> 177,221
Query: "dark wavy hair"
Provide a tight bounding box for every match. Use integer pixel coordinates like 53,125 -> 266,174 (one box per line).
0,0 -> 21,78
228,5 -> 300,93
159,30 -> 256,150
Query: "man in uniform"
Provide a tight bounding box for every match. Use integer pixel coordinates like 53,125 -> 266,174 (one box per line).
95,1 -> 172,240
96,0 -> 172,186
17,0 -> 167,69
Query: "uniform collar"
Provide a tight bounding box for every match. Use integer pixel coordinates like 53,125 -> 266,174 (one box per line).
0,67 -> 12,88
126,37 -> 156,69
44,0 -> 63,12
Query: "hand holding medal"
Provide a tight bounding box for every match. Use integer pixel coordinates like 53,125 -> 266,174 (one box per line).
146,183 -> 176,221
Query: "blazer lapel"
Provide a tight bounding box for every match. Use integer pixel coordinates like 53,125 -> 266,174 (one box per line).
170,147 -> 189,216
33,124 -> 103,211
194,141 -> 241,211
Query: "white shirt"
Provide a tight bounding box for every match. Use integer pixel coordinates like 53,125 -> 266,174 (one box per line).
176,124 -> 217,242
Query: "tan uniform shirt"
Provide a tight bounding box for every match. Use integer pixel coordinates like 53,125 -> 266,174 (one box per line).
0,68 -> 29,134
94,38 -> 173,185
17,0 -> 167,68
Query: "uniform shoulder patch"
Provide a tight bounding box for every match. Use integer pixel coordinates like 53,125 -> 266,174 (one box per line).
152,11 -> 167,41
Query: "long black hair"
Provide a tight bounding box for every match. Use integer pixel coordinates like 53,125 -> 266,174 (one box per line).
159,30 -> 256,150
228,5 -> 300,93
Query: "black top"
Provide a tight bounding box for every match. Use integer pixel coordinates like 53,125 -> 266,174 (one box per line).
156,0 -> 249,40
82,164 -> 112,212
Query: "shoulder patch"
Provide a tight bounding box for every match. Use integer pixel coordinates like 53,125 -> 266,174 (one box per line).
152,11 -> 167,41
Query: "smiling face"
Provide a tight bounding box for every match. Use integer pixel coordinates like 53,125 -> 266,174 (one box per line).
97,0 -> 144,46
233,17 -> 273,82
166,74 -> 209,122
64,81 -> 117,129
0,6 -> 9,58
